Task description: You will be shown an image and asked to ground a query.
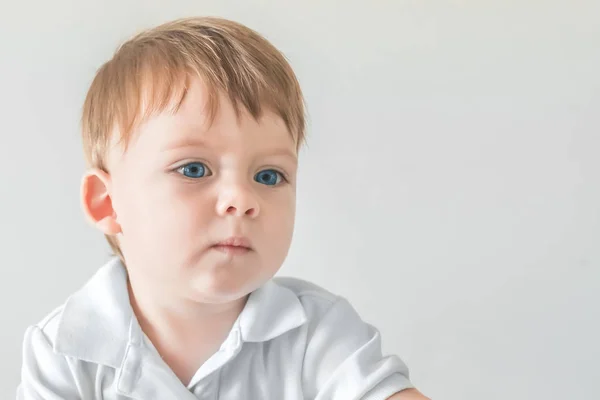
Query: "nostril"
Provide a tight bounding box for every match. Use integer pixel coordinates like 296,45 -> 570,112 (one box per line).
223,205 -> 257,217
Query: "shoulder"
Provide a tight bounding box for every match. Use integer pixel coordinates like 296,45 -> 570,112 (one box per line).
19,306 -> 80,397
273,278 -> 414,398
272,276 -> 363,335
272,276 -> 339,305
22,257 -> 132,368
30,302 -> 66,343
26,257 -> 123,343
272,276 -> 342,318
20,303 -> 69,379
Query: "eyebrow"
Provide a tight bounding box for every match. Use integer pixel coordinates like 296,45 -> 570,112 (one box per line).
258,148 -> 298,163
162,137 -> 209,152
162,137 -> 297,162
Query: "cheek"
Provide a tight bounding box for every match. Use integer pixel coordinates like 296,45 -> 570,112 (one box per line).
263,190 -> 296,246
152,185 -> 214,235
117,180 -> 212,244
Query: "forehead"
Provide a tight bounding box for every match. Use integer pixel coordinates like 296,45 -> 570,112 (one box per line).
111,78 -> 296,164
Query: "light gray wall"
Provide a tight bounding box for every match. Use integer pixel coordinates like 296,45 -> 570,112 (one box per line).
1,1 -> 598,399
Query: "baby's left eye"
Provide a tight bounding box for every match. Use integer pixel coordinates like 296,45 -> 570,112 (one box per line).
254,169 -> 284,186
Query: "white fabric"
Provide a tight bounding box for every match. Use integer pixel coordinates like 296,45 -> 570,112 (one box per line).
17,257 -> 413,399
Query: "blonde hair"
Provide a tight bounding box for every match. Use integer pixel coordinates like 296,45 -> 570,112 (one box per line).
81,16 -> 306,262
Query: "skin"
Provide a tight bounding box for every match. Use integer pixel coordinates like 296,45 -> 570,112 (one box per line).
81,76 -> 428,399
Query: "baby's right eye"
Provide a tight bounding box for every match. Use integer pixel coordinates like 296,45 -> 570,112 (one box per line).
176,162 -> 211,179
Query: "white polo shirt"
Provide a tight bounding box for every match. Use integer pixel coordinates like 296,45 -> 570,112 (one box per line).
18,257 -> 413,399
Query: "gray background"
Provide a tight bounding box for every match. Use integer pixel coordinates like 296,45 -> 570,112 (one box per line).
1,1 -> 599,399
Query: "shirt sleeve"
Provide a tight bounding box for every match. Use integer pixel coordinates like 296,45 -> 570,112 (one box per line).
17,326 -> 81,400
302,297 -> 413,400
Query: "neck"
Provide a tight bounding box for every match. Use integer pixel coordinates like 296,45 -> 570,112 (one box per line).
127,277 -> 247,340
126,276 -> 248,384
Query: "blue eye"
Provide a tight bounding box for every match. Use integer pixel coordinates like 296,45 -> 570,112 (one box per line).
177,162 -> 210,178
254,169 -> 283,186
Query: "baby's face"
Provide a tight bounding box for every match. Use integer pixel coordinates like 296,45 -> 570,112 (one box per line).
106,77 -> 297,304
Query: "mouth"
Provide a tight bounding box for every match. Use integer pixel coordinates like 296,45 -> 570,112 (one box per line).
210,236 -> 253,255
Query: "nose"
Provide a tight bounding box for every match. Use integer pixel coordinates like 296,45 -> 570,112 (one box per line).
216,182 -> 260,218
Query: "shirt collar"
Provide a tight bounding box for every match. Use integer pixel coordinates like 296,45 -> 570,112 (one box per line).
54,257 -> 132,367
238,278 -> 307,343
53,257 -> 307,367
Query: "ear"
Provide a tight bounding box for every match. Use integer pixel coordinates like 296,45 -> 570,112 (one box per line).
80,168 -> 122,235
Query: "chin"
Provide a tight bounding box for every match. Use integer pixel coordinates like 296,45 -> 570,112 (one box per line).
192,291 -> 248,305
187,270 -> 266,304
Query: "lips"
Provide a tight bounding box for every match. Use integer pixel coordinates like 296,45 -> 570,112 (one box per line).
210,236 -> 252,255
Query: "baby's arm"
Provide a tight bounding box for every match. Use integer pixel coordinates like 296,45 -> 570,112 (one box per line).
387,388 -> 430,400
17,326 -> 82,400
302,297 -> 428,400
